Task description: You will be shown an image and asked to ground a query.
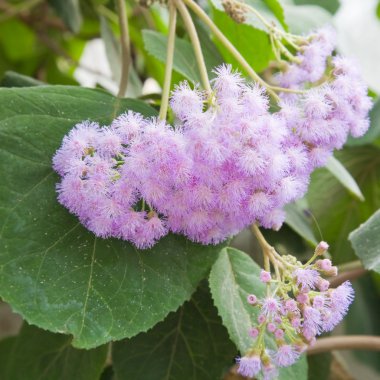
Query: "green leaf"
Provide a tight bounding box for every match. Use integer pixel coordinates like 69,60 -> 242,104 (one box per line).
0,323 -> 107,380
142,29 -> 218,84
0,20 -> 37,62
210,7 -> 273,73
283,4 -> 332,34
325,156 -> 365,201
112,284 -> 237,380
209,247 -> 308,379
285,201 -> 318,246
48,0 -> 83,33
307,146 -> 380,263
349,209 -> 380,273
210,0 -> 286,32
1,71 -> 44,87
0,86 -> 223,349
347,98 -> 380,146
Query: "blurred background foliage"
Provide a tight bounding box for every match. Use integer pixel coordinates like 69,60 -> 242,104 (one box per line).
0,0 -> 380,379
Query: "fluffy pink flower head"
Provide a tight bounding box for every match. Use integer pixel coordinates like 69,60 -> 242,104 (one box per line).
236,355 -> 262,378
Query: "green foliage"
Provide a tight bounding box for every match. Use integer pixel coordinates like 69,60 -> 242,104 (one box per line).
350,209 -> 380,273
142,30 -> 219,83
1,71 -> 44,87
48,0 -> 83,33
308,146 -> 380,263
210,6 -> 274,72
112,284 -> 237,380
209,247 -> 308,379
285,201 -> 318,246
0,86 -> 224,349
325,156 -> 364,202
0,323 -> 107,380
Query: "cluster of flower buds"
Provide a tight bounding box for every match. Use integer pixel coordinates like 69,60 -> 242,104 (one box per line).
53,25 -> 371,249
236,242 -> 354,379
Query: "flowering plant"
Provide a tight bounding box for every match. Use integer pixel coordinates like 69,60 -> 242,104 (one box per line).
0,0 -> 379,379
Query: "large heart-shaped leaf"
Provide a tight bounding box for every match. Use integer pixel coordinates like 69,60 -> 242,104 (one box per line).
209,247 -> 308,379
0,323 -> 107,380
112,284 -> 237,380
0,86 -> 224,349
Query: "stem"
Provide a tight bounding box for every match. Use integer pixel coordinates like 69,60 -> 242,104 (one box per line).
158,1 -> 177,120
182,0 -> 280,101
338,260 -> 363,272
307,336 -> 380,355
234,0 -> 272,30
175,0 -> 211,94
116,0 -> 131,97
329,268 -> 367,288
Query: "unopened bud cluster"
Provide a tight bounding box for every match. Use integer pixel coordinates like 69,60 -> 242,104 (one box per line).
236,242 -> 354,379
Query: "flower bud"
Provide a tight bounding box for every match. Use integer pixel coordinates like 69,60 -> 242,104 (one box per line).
260,270 -> 272,283
247,294 -> 257,305
315,241 -> 329,255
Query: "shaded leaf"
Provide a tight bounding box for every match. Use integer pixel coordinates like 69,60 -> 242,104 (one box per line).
142,29 -> 218,83
307,146 -> 380,263
285,201 -> 318,246
48,0 -> 82,33
112,284 -> 236,380
349,209 -> 380,273
0,323 -> 107,380
0,86 -> 223,349
1,71 -> 44,87
325,156 -> 364,201
209,247 -> 308,379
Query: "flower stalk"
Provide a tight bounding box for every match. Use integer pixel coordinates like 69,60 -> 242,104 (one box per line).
159,1 -> 177,120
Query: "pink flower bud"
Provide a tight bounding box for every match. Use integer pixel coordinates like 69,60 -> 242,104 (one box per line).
258,314 -> 266,324
316,258 -> 332,271
285,299 -> 297,312
274,329 -> 284,339
315,241 -> 329,255
247,294 -> 257,305
267,323 -> 276,333
291,317 -> 301,328
248,327 -> 259,338
260,270 -> 272,283
296,292 -> 309,304
317,278 -> 330,291
325,266 -> 338,276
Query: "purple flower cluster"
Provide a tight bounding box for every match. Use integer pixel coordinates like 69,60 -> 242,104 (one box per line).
53,26 -> 371,249
237,242 -> 355,379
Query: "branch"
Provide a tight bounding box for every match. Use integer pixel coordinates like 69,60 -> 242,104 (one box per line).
116,0 -> 131,97
308,335 -> 380,355
329,267 -> 367,288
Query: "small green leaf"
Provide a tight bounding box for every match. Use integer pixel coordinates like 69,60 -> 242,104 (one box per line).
0,86 -> 223,349
285,201 -> 319,246
210,7 -> 273,73
112,284 -> 237,380
1,71 -> 44,87
48,0 -> 82,33
0,323 -> 107,380
142,29 -> 218,83
210,0 -> 286,32
325,156 -> 365,201
209,247 -> 308,379
349,209 -> 380,273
